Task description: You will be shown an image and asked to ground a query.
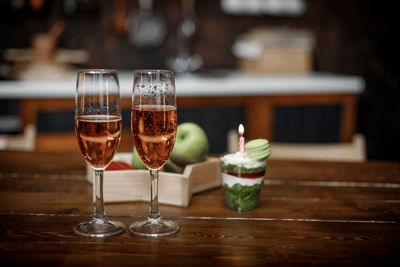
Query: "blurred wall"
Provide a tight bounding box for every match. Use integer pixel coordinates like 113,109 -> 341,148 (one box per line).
0,0 -> 398,159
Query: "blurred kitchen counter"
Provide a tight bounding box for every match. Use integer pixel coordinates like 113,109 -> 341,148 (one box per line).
0,70 -> 364,98
0,70 -> 364,151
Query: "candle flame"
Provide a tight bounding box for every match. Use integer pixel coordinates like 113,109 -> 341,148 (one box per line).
238,124 -> 244,135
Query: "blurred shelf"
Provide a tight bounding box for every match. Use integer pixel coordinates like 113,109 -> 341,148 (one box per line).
0,70 -> 364,99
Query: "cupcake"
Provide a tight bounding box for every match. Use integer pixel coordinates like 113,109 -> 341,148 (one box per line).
220,139 -> 271,211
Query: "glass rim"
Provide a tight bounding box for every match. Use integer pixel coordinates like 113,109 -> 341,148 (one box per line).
219,151 -> 268,164
77,69 -> 118,74
133,69 -> 174,75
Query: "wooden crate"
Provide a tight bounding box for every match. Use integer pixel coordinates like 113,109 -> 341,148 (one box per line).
86,153 -> 221,207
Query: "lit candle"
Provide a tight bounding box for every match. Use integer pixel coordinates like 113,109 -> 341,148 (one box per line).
238,124 -> 245,157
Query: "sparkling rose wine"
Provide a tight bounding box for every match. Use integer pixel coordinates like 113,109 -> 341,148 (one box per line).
131,105 -> 177,170
76,115 -> 121,168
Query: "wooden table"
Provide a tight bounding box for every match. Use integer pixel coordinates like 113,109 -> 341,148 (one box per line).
0,151 -> 399,265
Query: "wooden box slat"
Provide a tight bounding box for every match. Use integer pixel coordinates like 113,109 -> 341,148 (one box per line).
86,154 -> 220,207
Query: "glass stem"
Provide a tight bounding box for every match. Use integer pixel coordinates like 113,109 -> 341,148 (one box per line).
94,169 -> 106,220
149,170 -> 160,220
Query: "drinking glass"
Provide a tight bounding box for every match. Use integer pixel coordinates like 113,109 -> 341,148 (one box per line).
74,69 -> 126,237
129,69 -> 180,237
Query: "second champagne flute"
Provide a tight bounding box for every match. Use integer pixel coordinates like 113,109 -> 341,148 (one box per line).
129,69 -> 179,237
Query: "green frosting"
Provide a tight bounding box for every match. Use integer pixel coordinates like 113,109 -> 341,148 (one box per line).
223,183 -> 263,211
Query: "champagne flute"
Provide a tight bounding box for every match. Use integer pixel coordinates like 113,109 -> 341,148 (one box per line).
74,69 -> 126,237
129,69 -> 179,237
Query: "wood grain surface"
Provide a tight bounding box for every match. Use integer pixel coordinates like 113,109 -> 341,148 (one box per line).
0,151 -> 399,266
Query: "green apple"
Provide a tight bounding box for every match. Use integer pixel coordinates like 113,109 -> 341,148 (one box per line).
164,159 -> 184,173
171,122 -> 209,166
131,146 -> 147,170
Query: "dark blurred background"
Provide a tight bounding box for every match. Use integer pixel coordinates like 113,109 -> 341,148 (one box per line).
0,0 -> 399,160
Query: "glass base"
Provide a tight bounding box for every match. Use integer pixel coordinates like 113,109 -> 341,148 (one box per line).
129,217 -> 179,237
74,218 -> 126,237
